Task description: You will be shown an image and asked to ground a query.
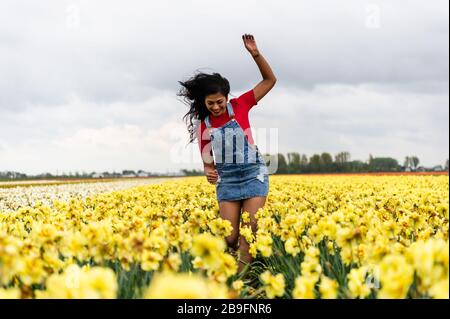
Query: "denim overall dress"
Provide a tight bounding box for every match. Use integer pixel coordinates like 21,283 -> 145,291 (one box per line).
204,101 -> 269,202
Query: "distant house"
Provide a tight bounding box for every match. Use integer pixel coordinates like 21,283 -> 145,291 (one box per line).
122,174 -> 137,178
404,167 -> 413,172
92,173 -> 104,178
137,172 -> 149,177
416,166 -> 425,172
432,165 -> 443,172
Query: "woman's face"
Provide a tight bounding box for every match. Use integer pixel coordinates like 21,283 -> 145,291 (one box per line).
205,93 -> 227,117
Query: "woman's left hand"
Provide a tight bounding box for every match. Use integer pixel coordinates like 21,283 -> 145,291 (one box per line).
242,34 -> 259,56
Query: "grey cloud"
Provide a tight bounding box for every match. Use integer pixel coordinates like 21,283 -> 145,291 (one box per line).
0,0 -> 448,111
249,85 -> 448,166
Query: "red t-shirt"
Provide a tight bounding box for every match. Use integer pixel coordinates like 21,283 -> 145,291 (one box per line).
197,89 -> 258,160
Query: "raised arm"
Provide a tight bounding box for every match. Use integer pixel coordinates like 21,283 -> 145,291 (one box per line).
242,34 -> 277,103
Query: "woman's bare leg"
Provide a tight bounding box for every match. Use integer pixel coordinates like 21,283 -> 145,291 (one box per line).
218,200 -> 242,250
239,196 -> 267,273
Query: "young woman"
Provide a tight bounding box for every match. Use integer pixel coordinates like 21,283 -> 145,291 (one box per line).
178,34 -> 277,272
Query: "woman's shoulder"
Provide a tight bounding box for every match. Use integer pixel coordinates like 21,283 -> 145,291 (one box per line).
230,89 -> 257,112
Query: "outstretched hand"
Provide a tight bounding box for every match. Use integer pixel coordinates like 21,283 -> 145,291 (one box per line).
242,34 -> 259,56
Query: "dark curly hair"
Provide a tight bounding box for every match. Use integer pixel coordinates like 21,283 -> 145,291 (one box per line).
177,70 -> 231,145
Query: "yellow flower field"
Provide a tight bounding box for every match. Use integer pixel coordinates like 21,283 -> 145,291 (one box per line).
0,175 -> 448,299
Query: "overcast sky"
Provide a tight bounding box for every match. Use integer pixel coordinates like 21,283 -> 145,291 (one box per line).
0,0 -> 448,175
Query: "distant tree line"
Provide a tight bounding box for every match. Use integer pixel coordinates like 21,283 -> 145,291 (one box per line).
259,152 -> 448,174
0,170 -> 180,181
180,169 -> 204,176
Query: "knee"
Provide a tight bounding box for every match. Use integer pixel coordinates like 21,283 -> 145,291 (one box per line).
225,234 -> 239,249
